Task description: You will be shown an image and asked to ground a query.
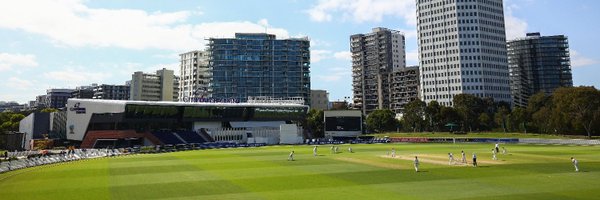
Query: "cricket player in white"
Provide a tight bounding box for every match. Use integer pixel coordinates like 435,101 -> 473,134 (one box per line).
288,151 -> 295,161
472,153 -> 477,167
313,146 -> 318,156
571,157 -> 579,172
495,143 -> 500,153
391,148 -> 396,158
335,146 -> 339,154
492,149 -> 497,160
348,146 -> 353,153
414,156 -> 420,172
330,146 -> 334,154
448,153 -> 454,165
461,150 -> 466,164
502,147 -> 507,155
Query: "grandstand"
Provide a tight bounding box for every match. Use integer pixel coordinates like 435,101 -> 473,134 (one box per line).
56,99 -> 308,148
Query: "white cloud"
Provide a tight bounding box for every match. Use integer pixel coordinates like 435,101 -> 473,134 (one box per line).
0,53 -> 38,71
397,28 -> 418,39
43,68 -> 111,86
0,0 -> 290,51
257,18 -> 269,27
406,49 -> 419,66
311,38 -> 332,47
5,77 -> 35,90
571,50 -> 598,68
333,51 -> 351,60
312,50 -> 354,63
307,0 -> 416,25
153,63 -> 181,77
505,4 -> 528,40
316,67 -> 351,82
311,50 -> 332,63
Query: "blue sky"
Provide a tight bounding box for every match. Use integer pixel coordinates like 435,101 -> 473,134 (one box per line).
0,0 -> 598,104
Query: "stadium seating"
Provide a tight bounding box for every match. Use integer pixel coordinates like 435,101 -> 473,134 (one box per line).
174,131 -> 206,144
151,131 -> 184,145
0,148 -> 126,174
199,128 -> 215,142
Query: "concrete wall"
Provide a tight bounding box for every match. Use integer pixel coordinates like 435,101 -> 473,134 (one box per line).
66,99 -> 126,141
280,124 -> 303,144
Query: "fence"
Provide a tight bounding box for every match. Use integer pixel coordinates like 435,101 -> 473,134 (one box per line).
519,138 -> 600,145
387,137 -> 600,145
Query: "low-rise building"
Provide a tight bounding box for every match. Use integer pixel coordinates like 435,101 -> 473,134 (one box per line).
310,90 -> 329,110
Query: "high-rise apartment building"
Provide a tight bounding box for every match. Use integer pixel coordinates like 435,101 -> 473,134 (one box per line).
416,0 -> 511,106
389,66 -> 420,114
351,27 -> 406,115
179,50 -> 210,101
207,33 -> 310,104
508,32 -> 572,107
130,68 -> 179,101
93,84 -> 130,100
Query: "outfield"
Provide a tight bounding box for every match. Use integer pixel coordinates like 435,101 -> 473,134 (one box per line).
1,143 -> 599,199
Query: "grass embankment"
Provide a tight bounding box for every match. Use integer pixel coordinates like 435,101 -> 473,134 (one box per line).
1,143 -> 599,199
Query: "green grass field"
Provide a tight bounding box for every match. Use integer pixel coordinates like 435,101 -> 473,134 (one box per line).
370,132 -> 596,139
1,143 -> 599,200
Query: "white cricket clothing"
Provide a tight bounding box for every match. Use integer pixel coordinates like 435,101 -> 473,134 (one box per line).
572,159 -> 579,172
414,158 -> 420,172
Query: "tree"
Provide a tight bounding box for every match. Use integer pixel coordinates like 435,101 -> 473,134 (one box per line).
478,113 -> 492,131
509,107 -> 528,133
40,108 -> 59,113
526,92 -> 551,133
532,106 -> 552,134
453,94 -> 483,132
402,100 -> 426,132
425,101 -> 442,131
440,106 -> 460,130
494,106 -> 510,133
305,109 -> 324,138
0,112 -> 26,133
555,87 -> 600,138
366,109 -> 397,133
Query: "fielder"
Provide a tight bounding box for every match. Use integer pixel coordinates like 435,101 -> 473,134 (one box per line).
472,153 -> 477,167
391,148 -> 396,158
571,157 -> 579,172
313,146 -> 318,156
461,150 -> 467,164
414,156 -> 420,172
288,151 -> 295,161
492,149 -> 497,160
502,147 -> 507,155
448,153 -> 455,165
348,146 -> 353,153
330,146 -> 335,154
335,146 -> 339,154
495,143 -> 500,153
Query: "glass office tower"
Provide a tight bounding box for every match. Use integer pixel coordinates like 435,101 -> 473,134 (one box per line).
508,32 -> 572,107
208,33 -> 311,104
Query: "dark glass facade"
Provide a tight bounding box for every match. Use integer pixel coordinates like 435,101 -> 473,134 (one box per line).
208,33 -> 311,104
508,33 -> 573,107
